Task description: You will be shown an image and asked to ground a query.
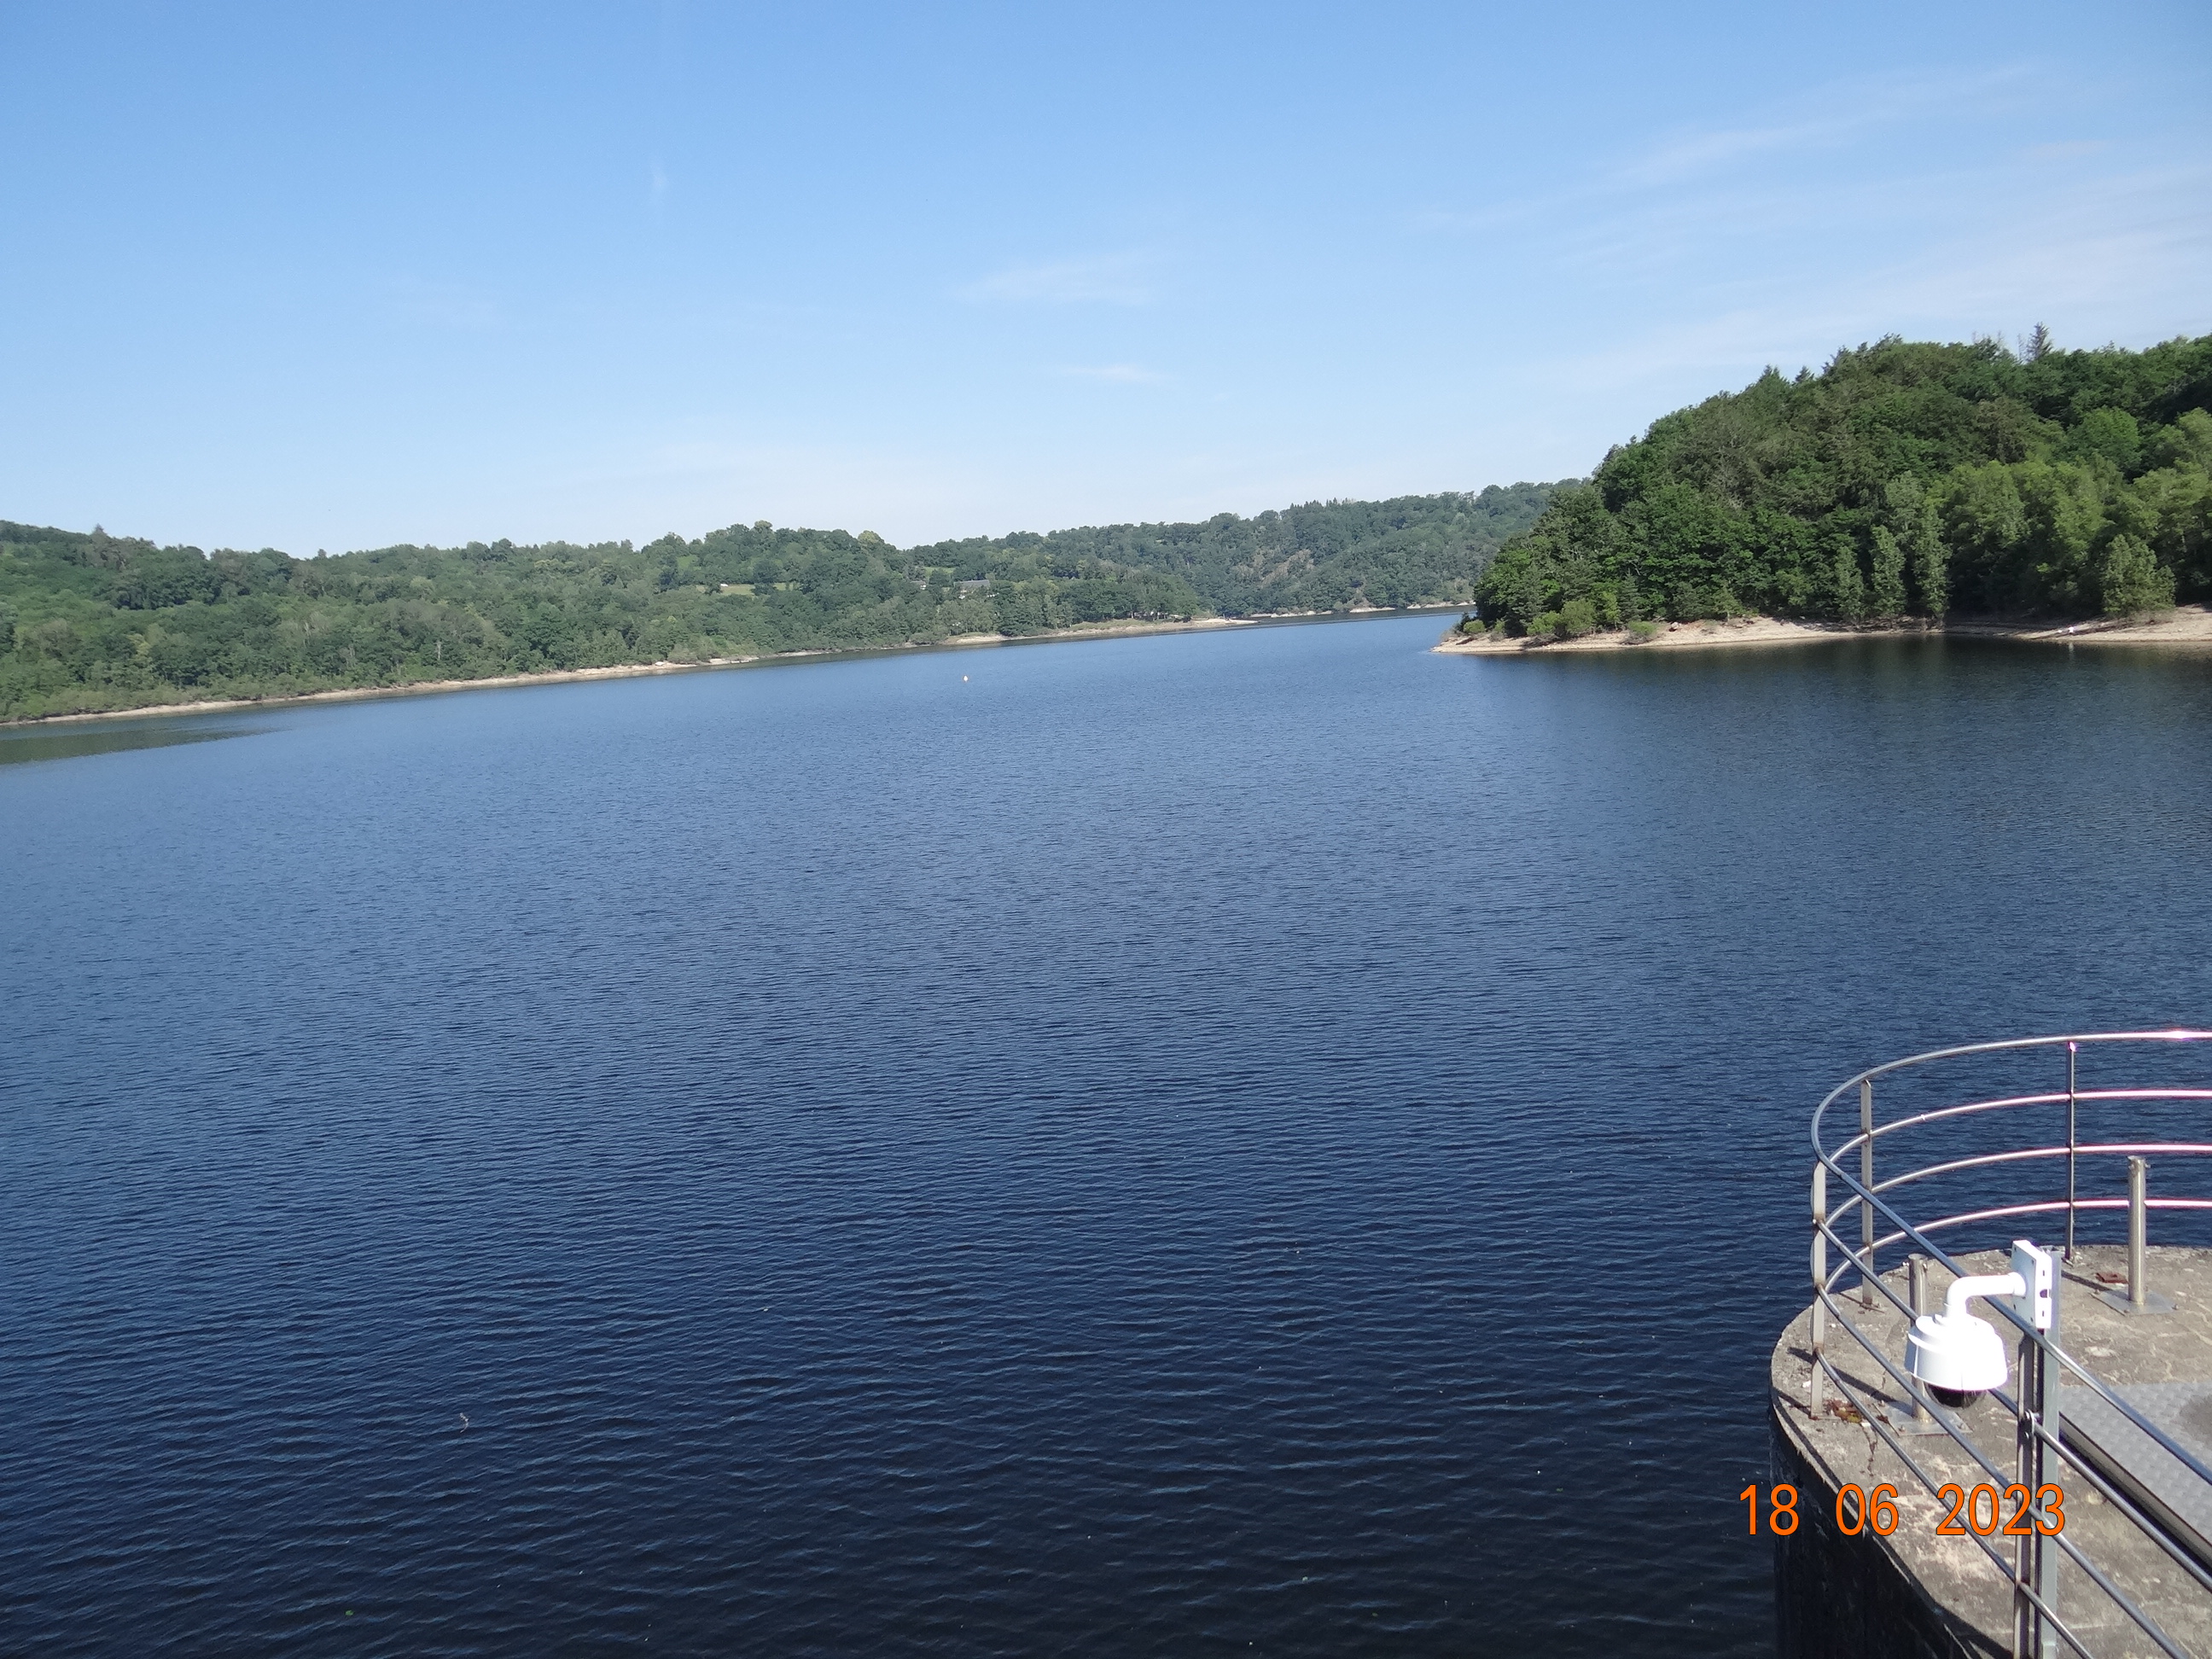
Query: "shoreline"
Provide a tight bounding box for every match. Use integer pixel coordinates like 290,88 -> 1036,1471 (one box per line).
1433,605 -> 2212,656
4,613 -> 1285,729
15,602 -> 2202,728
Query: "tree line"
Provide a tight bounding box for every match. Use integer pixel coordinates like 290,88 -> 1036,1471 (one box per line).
1473,332 -> 2212,640
0,485 -> 1561,720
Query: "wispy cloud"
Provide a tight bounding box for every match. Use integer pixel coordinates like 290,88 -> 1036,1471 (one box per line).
1617,66 -> 2031,184
1621,119 -> 1831,183
2026,139 -> 2111,161
1410,67 -> 2037,243
1535,160 -> 2212,399
1056,363 -> 1165,384
958,253 -> 1157,306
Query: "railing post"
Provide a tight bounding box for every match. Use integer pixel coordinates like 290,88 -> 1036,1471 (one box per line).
2129,1155 -> 2149,1311
2064,1041 -> 2078,1262
1909,1255 -> 1929,1424
2017,1270 -> 2059,1659
1811,1163 -> 1826,1400
2014,1326 -> 2036,1659
1860,1079 -> 1876,1307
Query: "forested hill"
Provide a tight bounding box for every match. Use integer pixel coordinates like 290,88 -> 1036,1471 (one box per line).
0,483 -> 1561,720
1476,332 -> 2212,639
911,482 -> 1557,615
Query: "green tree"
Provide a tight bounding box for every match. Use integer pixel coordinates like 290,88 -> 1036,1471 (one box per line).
2062,407 -> 2142,474
2142,409 -> 2212,473
1556,597 -> 1598,637
2097,533 -> 2174,616
1886,477 -> 1948,616
1827,538 -> 1866,621
2112,463 -> 2210,598
1475,330 -> 2211,626
1868,527 -> 1907,618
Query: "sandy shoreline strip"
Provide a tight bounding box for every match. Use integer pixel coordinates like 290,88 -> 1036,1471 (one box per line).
1433,605 -> 2212,656
23,602 -> 2195,728
5,615 -> 1255,728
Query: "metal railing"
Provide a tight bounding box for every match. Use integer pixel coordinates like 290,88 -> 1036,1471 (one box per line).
1808,1030 -> 2212,1659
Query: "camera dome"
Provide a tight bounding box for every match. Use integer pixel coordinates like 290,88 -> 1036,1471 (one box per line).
1906,1308 -> 2009,1402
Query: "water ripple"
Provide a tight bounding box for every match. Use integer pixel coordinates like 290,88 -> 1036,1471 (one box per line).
3,622 -> 2209,1655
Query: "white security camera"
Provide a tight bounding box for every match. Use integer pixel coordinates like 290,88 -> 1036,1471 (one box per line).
1904,1241 -> 2053,1407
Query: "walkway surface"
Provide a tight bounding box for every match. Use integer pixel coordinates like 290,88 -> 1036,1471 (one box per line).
1771,1244 -> 2212,1658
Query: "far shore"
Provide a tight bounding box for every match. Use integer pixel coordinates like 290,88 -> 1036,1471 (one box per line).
6,612 -> 1289,729
1434,605 -> 2212,657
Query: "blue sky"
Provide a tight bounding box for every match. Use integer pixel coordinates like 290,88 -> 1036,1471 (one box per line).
3,2 -> 2207,552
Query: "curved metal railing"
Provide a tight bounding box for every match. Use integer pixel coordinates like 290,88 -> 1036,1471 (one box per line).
1807,1030 -> 2212,1659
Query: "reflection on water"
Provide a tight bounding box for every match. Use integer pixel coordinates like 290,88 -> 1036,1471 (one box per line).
0,720 -> 265,767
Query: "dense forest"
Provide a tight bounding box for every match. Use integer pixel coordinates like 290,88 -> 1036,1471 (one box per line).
0,485 -> 1558,720
1474,331 -> 2212,639
19,327 -> 2206,718
909,482 -> 1557,616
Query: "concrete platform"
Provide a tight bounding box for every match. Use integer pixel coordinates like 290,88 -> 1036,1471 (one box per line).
1770,1245 -> 2212,1659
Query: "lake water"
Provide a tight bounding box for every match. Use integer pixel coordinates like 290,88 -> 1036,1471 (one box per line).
5,614 -> 2210,1656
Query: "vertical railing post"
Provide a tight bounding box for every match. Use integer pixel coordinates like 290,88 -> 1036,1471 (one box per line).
1811,1162 -> 1827,1401
1860,1079 -> 1876,1307
2015,1324 -> 2037,1659
2037,1267 -> 2061,1658
2129,1155 -> 2149,1311
1908,1254 -> 1930,1424
2016,1278 -> 2059,1659
2064,1042 -> 2079,1262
